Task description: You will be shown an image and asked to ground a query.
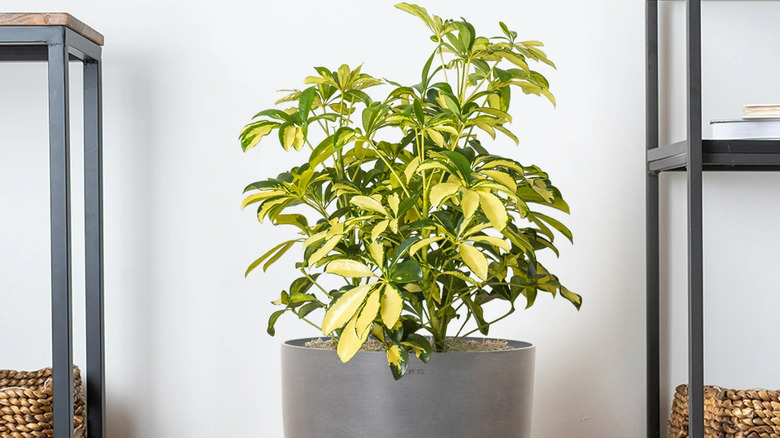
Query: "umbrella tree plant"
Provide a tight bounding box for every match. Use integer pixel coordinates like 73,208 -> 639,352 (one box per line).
240,3 -> 580,379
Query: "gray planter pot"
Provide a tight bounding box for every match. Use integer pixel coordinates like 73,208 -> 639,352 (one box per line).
281,337 -> 535,438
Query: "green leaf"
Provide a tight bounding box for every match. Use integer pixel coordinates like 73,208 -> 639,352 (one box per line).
332,126 -> 356,151
401,333 -> 432,362
386,343 -> 409,380
390,259 -> 423,283
532,211 -> 573,243
298,87 -> 317,124
309,134 -> 337,169
326,259 -> 376,277
389,236 -> 421,267
262,240 -> 296,272
246,239 -> 298,276
413,99 -> 425,124
272,214 -> 309,231
267,309 -> 286,336
252,109 -> 294,123
494,124 -> 519,145
296,302 -> 323,319
421,50 -> 437,90
440,150 -> 472,181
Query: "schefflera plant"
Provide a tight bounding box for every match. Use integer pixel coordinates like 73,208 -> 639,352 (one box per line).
240,3 -> 581,379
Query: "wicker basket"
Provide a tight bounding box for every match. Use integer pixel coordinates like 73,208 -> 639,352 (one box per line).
0,367 -> 86,438
669,384 -> 780,438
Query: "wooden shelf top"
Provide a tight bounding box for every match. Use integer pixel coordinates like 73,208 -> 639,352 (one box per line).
0,13 -> 103,46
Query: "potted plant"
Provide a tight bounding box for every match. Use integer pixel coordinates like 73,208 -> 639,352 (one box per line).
240,3 -> 580,437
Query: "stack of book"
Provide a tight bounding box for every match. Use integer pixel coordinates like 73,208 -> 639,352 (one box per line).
711,104 -> 780,139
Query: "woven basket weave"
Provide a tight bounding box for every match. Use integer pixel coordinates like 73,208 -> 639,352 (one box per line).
669,384 -> 780,438
0,367 -> 85,438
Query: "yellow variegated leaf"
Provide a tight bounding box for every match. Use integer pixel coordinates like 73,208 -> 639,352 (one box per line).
468,235 -> 511,252
241,190 -> 285,209
371,220 -> 390,240
337,64 -> 351,87
368,240 -> 384,266
388,193 -> 400,216
404,283 -> 422,292
461,189 -> 480,220
478,158 -> 524,174
477,107 -> 512,123
309,235 -> 341,266
495,124 -> 519,145
473,118 -> 496,139
532,179 -> 555,202
293,127 -> 305,151
351,196 -> 388,215
542,89 -> 556,107
435,125 -> 459,136
409,236 -> 444,256
462,223 -> 491,238
332,183 -> 360,196
380,284 -> 403,328
337,316 -> 363,362
386,344 -> 403,367
304,75 -> 328,85
481,169 -> 517,192
303,231 -> 327,248
257,198 -> 288,223
326,259 -> 376,277
426,129 -> 445,147
501,51 -> 530,70
282,125 -> 297,151
430,183 -> 461,207
478,191 -> 508,231
458,243 -> 488,281
389,219 -> 398,233
325,221 -> 345,238
404,157 -> 421,182
356,290 -> 380,337
417,161 -> 452,173
322,283 -> 374,335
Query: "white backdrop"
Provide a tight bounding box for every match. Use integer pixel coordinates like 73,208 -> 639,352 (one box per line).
1,1 -> 778,437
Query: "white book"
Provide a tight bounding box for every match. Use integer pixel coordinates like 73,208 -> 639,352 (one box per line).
743,103 -> 780,119
710,119 -> 780,139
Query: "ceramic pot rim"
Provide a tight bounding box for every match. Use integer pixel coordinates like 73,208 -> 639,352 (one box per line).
282,336 -> 534,352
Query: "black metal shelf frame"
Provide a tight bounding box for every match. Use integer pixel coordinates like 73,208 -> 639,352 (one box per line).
646,1 -> 780,438
0,26 -> 105,438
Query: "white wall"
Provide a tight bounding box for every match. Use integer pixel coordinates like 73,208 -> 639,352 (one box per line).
2,1 -> 776,437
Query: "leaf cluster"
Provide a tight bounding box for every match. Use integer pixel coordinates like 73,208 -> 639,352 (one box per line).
240,3 -> 580,379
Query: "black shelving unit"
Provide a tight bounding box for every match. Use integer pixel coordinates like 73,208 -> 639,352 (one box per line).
646,1 -> 780,438
0,14 -> 105,438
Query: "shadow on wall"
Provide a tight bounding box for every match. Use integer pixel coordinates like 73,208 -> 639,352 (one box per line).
104,51 -> 159,438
